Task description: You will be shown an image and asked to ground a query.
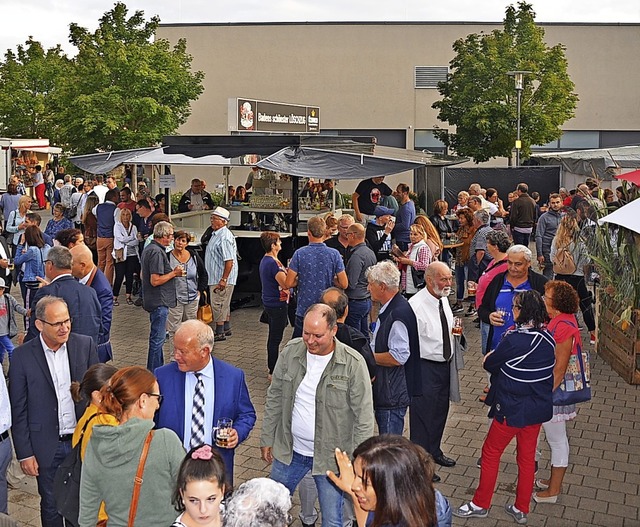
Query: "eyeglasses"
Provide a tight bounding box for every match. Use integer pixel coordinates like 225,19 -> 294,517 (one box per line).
145,393 -> 164,404
38,318 -> 72,328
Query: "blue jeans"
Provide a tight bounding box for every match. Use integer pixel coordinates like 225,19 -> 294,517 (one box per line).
37,439 -> 72,527
375,407 -> 407,435
480,321 -> 490,355
0,438 -> 11,514
293,315 -> 304,339
0,335 -> 14,364
512,230 -> 531,247
455,263 -> 468,302
147,305 -> 168,371
271,451 -> 344,527
345,298 -> 371,337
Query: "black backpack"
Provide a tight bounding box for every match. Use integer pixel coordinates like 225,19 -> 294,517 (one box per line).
53,413 -> 98,526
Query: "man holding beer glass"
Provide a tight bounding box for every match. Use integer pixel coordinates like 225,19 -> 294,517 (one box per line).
155,319 -> 257,485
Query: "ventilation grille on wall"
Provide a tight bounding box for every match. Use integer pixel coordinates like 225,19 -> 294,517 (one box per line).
415,66 -> 448,88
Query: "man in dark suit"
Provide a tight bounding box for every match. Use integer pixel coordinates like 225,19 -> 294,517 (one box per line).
10,296 -> 99,527
25,246 -> 102,344
70,244 -> 113,362
155,319 -> 256,484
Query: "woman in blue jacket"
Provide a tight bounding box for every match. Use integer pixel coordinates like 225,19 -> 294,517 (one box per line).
454,290 -> 555,525
15,225 -> 51,311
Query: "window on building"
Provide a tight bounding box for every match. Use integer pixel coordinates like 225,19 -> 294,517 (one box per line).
414,130 -> 447,154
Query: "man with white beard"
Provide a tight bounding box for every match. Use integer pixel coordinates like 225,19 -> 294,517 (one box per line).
408,261 -> 457,481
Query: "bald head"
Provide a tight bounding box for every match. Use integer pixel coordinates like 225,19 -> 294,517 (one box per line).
346,223 -> 365,246
70,243 -> 95,279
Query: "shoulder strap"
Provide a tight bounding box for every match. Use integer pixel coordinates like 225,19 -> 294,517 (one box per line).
77,412 -> 100,443
128,430 -> 154,527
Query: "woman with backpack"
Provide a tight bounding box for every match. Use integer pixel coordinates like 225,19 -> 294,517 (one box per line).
550,211 -> 595,345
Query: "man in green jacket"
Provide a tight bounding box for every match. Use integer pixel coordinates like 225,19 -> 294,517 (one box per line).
261,303 -> 374,527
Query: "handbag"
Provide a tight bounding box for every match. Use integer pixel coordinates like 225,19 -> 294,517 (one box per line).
53,414 -> 98,526
259,309 -> 269,324
129,430 -> 154,527
551,320 -> 591,405
114,247 -> 125,263
197,303 -> 213,324
411,265 -> 425,289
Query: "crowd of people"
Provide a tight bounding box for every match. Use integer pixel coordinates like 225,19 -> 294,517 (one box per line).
0,171 -> 629,526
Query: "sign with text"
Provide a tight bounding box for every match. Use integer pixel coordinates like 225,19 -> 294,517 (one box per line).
228,98 -> 320,133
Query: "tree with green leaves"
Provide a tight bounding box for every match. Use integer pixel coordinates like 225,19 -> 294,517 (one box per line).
0,38 -> 71,142
432,2 -> 579,163
60,2 -> 204,153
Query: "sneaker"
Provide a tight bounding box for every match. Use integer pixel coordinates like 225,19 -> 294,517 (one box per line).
133,297 -> 143,307
590,332 -> 596,345
214,334 -> 226,342
225,330 -> 233,337
453,502 -> 489,519
504,504 -> 527,524
451,303 -> 464,314
476,457 -> 482,468
466,306 -> 477,317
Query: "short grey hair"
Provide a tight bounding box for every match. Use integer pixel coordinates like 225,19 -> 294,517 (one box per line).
176,320 -> 214,351
48,245 -> 72,270
35,295 -> 68,322
507,244 -> 532,262
223,477 -> 291,527
366,260 -> 400,289
473,209 -> 490,226
486,230 -> 511,253
338,214 -> 355,225
153,221 -> 173,239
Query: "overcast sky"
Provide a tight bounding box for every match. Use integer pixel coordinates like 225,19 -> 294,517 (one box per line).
1,0 -> 639,56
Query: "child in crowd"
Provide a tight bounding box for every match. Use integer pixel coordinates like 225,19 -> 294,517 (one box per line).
0,277 -> 27,364
172,445 -> 228,527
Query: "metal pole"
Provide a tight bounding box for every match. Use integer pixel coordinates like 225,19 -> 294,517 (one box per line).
516,87 -> 522,167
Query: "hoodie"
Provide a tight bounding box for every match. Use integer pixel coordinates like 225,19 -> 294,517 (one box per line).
79,417 -> 185,527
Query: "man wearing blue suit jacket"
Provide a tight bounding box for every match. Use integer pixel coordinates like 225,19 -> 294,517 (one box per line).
25,246 -> 102,345
155,319 -> 256,484
70,244 -> 114,362
10,296 -> 99,527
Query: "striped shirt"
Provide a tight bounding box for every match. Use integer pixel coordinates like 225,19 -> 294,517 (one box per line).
205,226 -> 238,285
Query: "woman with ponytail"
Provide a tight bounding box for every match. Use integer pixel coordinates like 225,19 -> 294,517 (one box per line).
79,366 -> 185,527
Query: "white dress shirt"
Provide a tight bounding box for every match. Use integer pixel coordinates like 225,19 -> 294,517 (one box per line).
409,289 -> 454,362
39,336 -> 77,434
183,357 -> 215,451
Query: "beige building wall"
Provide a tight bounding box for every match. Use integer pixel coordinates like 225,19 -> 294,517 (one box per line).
156,22 -> 640,192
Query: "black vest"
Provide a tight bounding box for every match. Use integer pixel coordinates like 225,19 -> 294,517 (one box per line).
373,293 -> 420,408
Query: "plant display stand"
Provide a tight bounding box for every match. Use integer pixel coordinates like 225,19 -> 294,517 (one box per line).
596,294 -> 640,384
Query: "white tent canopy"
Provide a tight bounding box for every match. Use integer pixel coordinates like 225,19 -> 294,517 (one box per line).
598,197 -> 640,234
531,145 -> 640,180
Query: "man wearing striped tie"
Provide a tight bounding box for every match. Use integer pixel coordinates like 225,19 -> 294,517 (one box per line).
154,319 -> 256,484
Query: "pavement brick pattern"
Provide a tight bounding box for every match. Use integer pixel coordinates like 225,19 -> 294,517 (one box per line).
7,298 -> 640,526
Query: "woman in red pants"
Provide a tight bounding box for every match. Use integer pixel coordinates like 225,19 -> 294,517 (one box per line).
453,290 -> 555,524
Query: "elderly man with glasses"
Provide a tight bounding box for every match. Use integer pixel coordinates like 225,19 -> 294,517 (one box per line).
140,221 -> 183,371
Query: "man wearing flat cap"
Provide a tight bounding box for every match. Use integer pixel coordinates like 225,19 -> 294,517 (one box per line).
205,207 -> 238,342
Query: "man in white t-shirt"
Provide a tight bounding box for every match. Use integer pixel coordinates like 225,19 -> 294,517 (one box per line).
261,304 -> 374,527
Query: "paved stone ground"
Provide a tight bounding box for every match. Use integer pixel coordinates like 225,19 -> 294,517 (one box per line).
6,292 -> 640,526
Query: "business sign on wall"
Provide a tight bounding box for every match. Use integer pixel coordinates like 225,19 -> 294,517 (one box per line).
228,98 -> 320,133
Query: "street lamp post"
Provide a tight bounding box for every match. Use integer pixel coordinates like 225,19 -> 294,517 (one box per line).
507,70 -> 531,167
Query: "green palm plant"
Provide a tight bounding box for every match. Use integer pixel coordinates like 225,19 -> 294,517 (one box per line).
585,187 -> 640,329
